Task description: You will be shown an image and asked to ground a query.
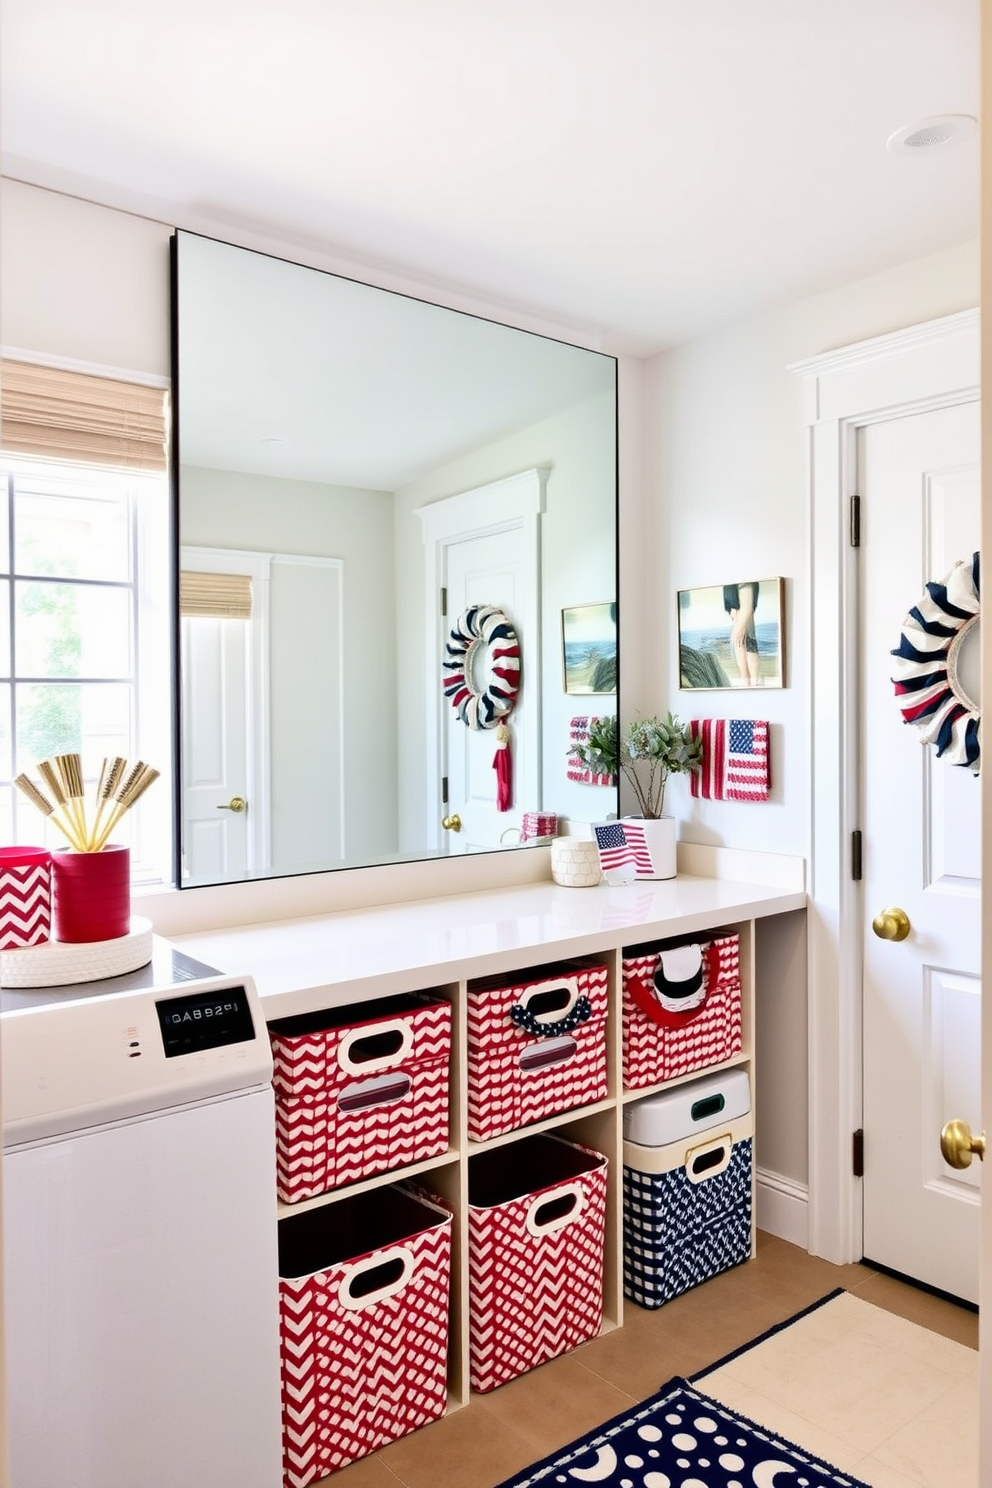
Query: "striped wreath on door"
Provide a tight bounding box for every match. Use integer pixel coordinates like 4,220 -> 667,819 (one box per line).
442,605 -> 521,730
890,551 -> 981,773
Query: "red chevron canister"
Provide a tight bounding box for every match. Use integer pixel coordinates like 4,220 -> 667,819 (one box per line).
468,1133 -> 608,1392
0,846 -> 52,949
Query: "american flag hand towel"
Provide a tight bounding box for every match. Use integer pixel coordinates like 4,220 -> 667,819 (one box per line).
689,719 -> 770,802
593,820 -> 652,880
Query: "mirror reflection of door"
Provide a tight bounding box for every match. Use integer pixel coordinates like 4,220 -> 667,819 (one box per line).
443,525 -> 539,852
179,553 -> 257,883
180,546 -> 345,881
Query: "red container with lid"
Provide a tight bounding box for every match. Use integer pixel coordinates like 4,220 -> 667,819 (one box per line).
0,846 -> 52,949
51,844 -> 130,943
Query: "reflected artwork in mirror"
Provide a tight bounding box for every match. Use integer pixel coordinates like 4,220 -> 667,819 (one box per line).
171,231 -> 618,887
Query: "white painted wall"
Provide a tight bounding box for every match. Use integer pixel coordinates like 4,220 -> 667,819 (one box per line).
394,386 -> 617,851
180,465 -> 398,866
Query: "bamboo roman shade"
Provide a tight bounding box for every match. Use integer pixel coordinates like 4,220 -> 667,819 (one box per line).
179,571 -> 253,620
0,359 -> 169,471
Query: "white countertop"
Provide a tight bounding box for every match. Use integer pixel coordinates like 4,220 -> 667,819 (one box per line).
175,875 -> 806,1019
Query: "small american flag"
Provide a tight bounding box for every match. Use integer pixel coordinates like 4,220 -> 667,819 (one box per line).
593,820 -> 653,878
690,719 -> 770,802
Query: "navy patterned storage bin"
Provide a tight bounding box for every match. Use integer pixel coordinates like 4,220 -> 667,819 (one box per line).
623,1116 -> 752,1308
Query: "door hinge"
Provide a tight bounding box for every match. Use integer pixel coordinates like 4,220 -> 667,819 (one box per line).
850,494 -> 861,548
852,1128 -> 864,1178
441,776 -> 448,806
851,829 -> 863,881
440,586 -> 447,616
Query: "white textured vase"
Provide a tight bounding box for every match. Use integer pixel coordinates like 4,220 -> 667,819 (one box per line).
628,815 -> 677,880
550,838 -> 602,888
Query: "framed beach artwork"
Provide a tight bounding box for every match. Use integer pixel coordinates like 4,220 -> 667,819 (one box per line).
678,578 -> 785,690
561,602 -> 617,694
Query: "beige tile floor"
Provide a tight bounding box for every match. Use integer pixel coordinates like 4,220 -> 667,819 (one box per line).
322,1233 -> 979,1488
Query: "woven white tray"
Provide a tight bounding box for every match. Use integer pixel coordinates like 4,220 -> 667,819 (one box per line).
0,916 -> 153,988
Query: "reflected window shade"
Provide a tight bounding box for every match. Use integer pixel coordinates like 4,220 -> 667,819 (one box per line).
180,571 -> 253,620
0,360 -> 168,472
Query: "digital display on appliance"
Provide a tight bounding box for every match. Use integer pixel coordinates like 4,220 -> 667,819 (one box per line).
155,986 -> 255,1058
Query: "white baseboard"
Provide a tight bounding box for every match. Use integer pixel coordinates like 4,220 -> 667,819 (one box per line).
756,1168 -> 809,1249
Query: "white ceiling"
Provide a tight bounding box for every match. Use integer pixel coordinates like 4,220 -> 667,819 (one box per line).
0,0 -> 980,356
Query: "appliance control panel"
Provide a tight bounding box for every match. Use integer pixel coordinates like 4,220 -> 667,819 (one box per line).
1,955 -> 272,1145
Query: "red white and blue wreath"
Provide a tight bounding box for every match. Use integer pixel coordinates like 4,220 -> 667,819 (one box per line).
442,604 -> 521,729
891,551 -> 981,773
443,604 -> 521,812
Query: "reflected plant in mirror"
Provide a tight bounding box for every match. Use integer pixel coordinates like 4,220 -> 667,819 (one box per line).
171,231 -> 618,887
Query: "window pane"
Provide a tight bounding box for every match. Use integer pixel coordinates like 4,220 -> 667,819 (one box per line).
15,582 -> 132,679
16,682 -> 132,769
0,684 -> 11,778
15,483 -> 130,581
0,479 -> 10,575
0,579 -> 10,677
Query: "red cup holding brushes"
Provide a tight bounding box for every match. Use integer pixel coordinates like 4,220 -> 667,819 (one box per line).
51,844 -> 130,943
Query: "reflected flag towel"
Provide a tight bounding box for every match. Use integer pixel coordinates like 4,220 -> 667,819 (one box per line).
567,716 -> 616,786
690,719 -> 770,802
593,820 -> 652,879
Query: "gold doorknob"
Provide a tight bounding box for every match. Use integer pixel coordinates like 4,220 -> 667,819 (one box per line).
441,813 -> 462,832
940,1118 -> 986,1170
872,906 -> 910,941
216,796 -> 247,813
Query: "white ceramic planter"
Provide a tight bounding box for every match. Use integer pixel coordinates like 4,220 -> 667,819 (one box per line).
550,837 -> 602,887
627,815 -> 677,880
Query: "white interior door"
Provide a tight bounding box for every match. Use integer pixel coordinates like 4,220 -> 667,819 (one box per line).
181,613 -> 250,881
443,526 -> 539,853
860,399 -> 981,1301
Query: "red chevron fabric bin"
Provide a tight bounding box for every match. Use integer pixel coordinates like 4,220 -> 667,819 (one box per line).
621,932 -> 742,1091
0,847 -> 51,949
278,1183 -> 452,1486
269,992 -> 452,1203
467,1133 -> 608,1392
466,958 -> 609,1141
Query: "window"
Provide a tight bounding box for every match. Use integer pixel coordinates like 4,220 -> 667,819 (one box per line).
0,457 -> 172,880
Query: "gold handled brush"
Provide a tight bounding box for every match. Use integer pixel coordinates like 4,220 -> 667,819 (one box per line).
15,754 -> 159,852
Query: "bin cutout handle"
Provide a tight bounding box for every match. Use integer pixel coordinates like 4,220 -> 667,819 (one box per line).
338,1245 -> 416,1310
337,1018 -> 414,1075
518,1035 -> 577,1073
686,1132 -> 733,1184
337,1071 -> 412,1113
525,1181 -> 585,1237
509,977 -> 592,1039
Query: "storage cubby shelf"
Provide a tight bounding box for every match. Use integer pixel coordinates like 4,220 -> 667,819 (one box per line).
176,875 -> 805,1416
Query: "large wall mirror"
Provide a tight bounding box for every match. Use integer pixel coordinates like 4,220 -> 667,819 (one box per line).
171,231 -> 618,888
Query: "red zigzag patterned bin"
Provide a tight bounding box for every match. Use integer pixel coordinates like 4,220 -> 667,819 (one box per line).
621,933 -> 742,1091
279,1184 -> 452,1486
269,992 -> 452,1203
466,959 -> 609,1142
468,1134 -> 608,1393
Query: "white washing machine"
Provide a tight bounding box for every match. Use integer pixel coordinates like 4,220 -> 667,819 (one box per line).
1,941 -> 283,1488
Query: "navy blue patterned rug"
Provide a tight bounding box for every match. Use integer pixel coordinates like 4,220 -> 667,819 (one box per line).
495,1374 -> 871,1488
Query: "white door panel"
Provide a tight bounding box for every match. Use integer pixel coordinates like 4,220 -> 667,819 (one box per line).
860,400 -> 981,1301
181,613 -> 249,881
